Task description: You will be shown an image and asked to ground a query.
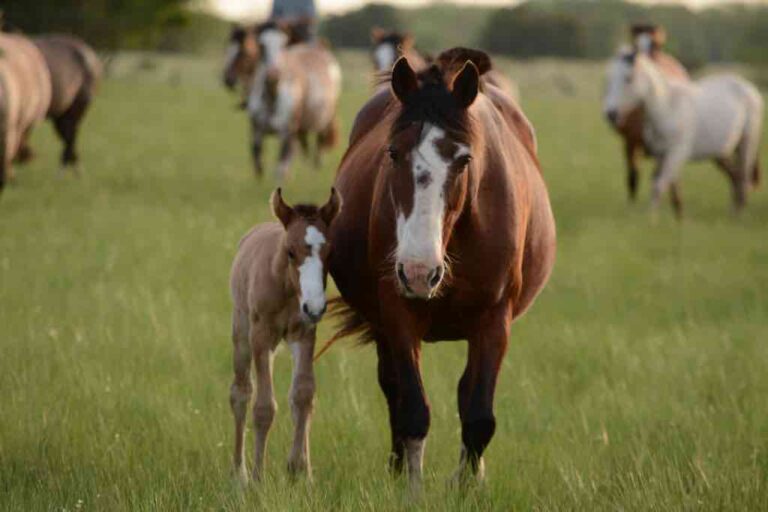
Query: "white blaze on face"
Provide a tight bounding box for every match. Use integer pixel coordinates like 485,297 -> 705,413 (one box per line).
635,33 -> 653,54
298,226 -> 326,317
259,29 -> 288,69
603,54 -> 633,116
395,124 -> 469,266
373,43 -> 397,72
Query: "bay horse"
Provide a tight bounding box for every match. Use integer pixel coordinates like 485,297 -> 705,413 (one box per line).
0,31 -> 51,191
246,21 -> 340,180
370,28 -> 519,103
229,188 -> 342,483
604,24 -> 690,202
604,46 -> 763,216
327,48 -> 556,489
33,35 -> 102,176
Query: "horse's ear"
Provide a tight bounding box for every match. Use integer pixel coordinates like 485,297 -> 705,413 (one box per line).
451,60 -> 479,109
391,57 -> 418,103
371,26 -> 386,43
271,188 -> 294,227
320,187 -> 343,226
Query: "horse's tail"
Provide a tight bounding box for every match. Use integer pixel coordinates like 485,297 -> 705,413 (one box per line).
318,117 -> 339,150
73,40 -> 103,94
313,296 -> 372,362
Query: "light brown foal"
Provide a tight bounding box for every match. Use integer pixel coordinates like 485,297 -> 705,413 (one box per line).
229,188 -> 341,483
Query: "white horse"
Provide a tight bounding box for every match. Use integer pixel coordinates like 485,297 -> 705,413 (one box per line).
604,47 -> 763,216
248,21 -> 341,181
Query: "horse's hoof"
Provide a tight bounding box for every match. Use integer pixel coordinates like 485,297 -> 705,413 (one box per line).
232,465 -> 249,487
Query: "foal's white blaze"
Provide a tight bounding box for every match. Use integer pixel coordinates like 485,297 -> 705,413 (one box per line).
373,43 -> 396,72
395,124 -> 468,268
259,29 -> 288,69
298,226 -> 326,318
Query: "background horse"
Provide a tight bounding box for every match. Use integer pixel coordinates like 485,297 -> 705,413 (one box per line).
605,24 -> 690,201
369,28 -> 520,102
229,188 -> 341,483
33,35 -> 101,176
328,49 -> 556,489
247,21 -> 341,180
0,32 -> 51,191
604,47 -> 763,216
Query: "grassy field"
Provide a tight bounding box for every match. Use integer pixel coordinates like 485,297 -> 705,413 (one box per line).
1,51 -> 767,511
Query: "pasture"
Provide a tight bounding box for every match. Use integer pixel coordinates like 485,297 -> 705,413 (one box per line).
1,51 -> 767,510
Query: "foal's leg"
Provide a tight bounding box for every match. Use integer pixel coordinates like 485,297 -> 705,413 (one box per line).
251,324 -> 277,482
230,310 -> 253,484
287,334 -> 316,479
275,133 -> 296,182
454,305 -> 510,485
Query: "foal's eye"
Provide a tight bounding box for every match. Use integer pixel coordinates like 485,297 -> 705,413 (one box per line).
386,146 -> 398,162
287,250 -> 295,261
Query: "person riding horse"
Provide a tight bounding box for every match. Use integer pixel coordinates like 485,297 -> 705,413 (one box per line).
270,0 -> 316,42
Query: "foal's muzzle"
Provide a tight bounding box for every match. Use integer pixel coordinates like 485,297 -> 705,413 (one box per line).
302,302 -> 327,324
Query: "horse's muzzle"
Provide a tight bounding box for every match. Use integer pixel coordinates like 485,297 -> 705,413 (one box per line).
605,109 -> 619,127
397,261 -> 444,299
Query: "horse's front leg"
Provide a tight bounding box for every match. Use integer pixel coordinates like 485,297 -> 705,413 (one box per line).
624,139 -> 640,201
651,149 -> 688,218
275,133 -> 296,182
287,332 -> 316,480
377,320 -> 430,491
454,304 -> 511,485
250,121 -> 264,178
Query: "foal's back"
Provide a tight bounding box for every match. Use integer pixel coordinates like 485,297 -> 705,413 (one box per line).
230,223 -> 284,315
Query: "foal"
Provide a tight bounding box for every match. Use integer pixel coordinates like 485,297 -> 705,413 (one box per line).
229,188 -> 342,483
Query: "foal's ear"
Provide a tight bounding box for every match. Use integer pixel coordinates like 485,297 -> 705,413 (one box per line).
271,188 -> 294,227
451,60 -> 479,109
320,187 -> 343,226
391,57 -> 418,103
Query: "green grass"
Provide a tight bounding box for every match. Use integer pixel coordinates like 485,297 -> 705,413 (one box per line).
1,51 -> 767,511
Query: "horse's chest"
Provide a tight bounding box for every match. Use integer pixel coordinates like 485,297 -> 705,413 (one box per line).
249,82 -> 297,133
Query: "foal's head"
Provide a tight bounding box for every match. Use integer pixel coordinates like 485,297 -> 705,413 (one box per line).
272,188 -> 342,324
370,28 -> 414,72
603,48 -> 657,127
385,56 -> 480,299
223,24 -> 259,89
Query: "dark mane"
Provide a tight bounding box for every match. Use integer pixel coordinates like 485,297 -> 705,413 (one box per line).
391,64 -> 474,145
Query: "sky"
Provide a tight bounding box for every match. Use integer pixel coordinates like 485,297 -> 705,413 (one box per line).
209,0 -> 764,19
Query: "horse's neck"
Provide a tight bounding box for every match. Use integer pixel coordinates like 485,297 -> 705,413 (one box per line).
639,59 -> 673,127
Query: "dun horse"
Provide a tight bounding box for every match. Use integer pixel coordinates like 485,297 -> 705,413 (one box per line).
327,49 -> 556,488
0,31 -> 51,191
245,21 -> 341,180
33,35 -> 101,176
229,188 -> 342,483
604,24 -> 689,202
604,47 -> 763,216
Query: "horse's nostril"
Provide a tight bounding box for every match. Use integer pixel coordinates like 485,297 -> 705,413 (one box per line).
606,110 -> 618,125
397,263 -> 408,286
428,266 -> 443,288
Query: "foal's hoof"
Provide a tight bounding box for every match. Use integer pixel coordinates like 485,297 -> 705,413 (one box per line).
232,465 -> 249,488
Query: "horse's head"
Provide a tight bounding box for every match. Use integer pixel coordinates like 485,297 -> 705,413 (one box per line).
223,24 -> 259,90
256,21 -> 291,93
386,56 -> 479,299
272,188 -> 343,324
371,28 -> 414,72
603,47 -> 654,128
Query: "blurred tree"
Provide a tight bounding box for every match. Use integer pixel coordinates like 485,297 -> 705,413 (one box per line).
319,3 -> 403,49
1,0 -> 190,50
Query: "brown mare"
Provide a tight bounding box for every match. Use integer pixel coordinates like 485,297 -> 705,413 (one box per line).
0,31 -> 51,191
328,48 -> 556,488
229,188 -> 342,483
606,24 -> 689,200
33,35 -> 102,175
370,29 -> 520,102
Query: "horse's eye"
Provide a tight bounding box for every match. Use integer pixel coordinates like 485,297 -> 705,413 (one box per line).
455,154 -> 472,171
287,250 -> 295,261
387,146 -> 398,162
